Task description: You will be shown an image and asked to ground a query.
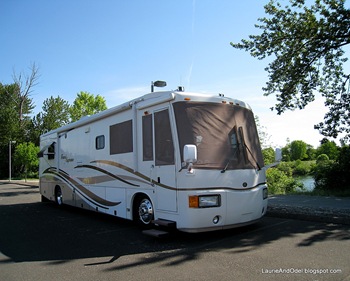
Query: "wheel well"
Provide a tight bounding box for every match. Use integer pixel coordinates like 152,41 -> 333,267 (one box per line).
54,185 -> 61,194
132,193 -> 151,221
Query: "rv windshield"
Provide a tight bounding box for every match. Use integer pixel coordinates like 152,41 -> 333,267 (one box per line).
173,102 -> 264,170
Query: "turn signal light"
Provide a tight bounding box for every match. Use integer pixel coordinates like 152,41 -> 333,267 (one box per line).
189,196 -> 199,208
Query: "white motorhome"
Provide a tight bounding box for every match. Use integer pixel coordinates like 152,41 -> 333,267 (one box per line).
38,88 -> 268,233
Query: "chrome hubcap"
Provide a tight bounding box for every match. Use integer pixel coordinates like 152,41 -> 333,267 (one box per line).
56,189 -> 63,205
138,199 -> 153,224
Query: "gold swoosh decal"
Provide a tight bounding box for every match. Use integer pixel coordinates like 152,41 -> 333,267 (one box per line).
91,160 -> 265,191
75,164 -> 140,187
43,168 -> 121,207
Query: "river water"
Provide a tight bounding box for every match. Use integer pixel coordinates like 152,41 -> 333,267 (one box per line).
295,175 -> 315,191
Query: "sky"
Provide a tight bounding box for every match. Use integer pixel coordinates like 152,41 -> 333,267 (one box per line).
0,0 -> 343,148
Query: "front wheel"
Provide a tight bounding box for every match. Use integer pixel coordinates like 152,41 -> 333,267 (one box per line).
135,196 -> 154,227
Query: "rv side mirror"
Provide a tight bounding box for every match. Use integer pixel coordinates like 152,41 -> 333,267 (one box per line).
183,144 -> 197,163
275,148 -> 282,162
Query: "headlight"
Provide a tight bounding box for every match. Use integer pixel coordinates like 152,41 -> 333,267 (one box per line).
189,195 -> 221,208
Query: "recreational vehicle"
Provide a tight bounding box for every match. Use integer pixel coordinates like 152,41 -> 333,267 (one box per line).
38,88 -> 268,233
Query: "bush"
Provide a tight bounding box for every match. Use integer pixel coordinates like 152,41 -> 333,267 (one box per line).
316,154 -> 329,163
13,142 -> 39,180
275,162 -> 293,177
314,160 -> 334,190
262,147 -> 275,165
293,160 -> 315,176
314,146 -> 350,193
266,167 -> 302,194
273,160 -> 315,177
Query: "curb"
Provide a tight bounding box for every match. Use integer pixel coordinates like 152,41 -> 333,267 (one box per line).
0,180 -> 39,188
267,205 -> 350,225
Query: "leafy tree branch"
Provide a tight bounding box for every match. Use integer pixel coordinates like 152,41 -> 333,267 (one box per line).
231,0 -> 350,142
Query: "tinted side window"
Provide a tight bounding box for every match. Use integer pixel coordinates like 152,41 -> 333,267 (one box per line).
154,109 -> 174,165
96,135 -> 105,150
48,143 -> 55,160
142,114 -> 153,161
110,120 -> 133,154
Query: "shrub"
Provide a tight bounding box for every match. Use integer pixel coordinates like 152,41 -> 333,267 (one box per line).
316,154 -> 329,163
13,142 -> 39,180
293,160 -> 315,176
266,168 -> 302,194
262,147 -> 275,165
314,146 -> 350,193
276,162 -> 293,177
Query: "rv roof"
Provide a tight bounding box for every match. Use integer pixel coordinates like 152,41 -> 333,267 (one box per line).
40,90 -> 251,137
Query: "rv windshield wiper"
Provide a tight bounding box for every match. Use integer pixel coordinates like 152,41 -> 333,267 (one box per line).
238,127 -> 261,171
221,160 -> 230,173
242,142 -> 261,171
221,146 -> 239,173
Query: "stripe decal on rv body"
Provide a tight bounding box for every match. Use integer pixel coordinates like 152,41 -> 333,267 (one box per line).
75,164 -> 140,187
91,160 -> 174,189
42,161 -> 266,208
42,167 -> 121,208
91,160 -> 267,192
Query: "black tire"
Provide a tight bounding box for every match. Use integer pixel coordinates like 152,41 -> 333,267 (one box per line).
134,195 -> 154,227
55,186 -> 63,206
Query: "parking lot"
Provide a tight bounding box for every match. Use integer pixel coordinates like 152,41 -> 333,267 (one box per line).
1,182 -> 349,281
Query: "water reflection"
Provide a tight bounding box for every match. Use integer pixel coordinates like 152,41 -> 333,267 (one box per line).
295,175 -> 315,191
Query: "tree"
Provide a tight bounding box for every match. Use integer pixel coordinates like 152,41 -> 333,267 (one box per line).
231,0 -> 350,142
0,64 -> 38,144
0,82 -> 36,178
32,96 -> 70,139
281,141 -> 291,161
314,146 -> 350,192
0,83 -> 21,144
255,115 -> 272,148
317,139 -> 339,160
0,82 -> 35,143
262,147 -> 275,164
13,142 -> 39,181
12,63 -> 38,126
306,144 -> 317,160
0,64 -> 38,178
70,91 -> 108,122
290,140 -> 308,160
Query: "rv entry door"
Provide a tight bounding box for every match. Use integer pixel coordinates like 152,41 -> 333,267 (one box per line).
151,108 -> 177,212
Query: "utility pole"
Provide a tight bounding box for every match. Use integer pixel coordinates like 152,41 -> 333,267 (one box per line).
9,140 -> 16,181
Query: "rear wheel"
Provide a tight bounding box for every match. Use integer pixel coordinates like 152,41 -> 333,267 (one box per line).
55,186 -> 63,206
134,195 -> 154,227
